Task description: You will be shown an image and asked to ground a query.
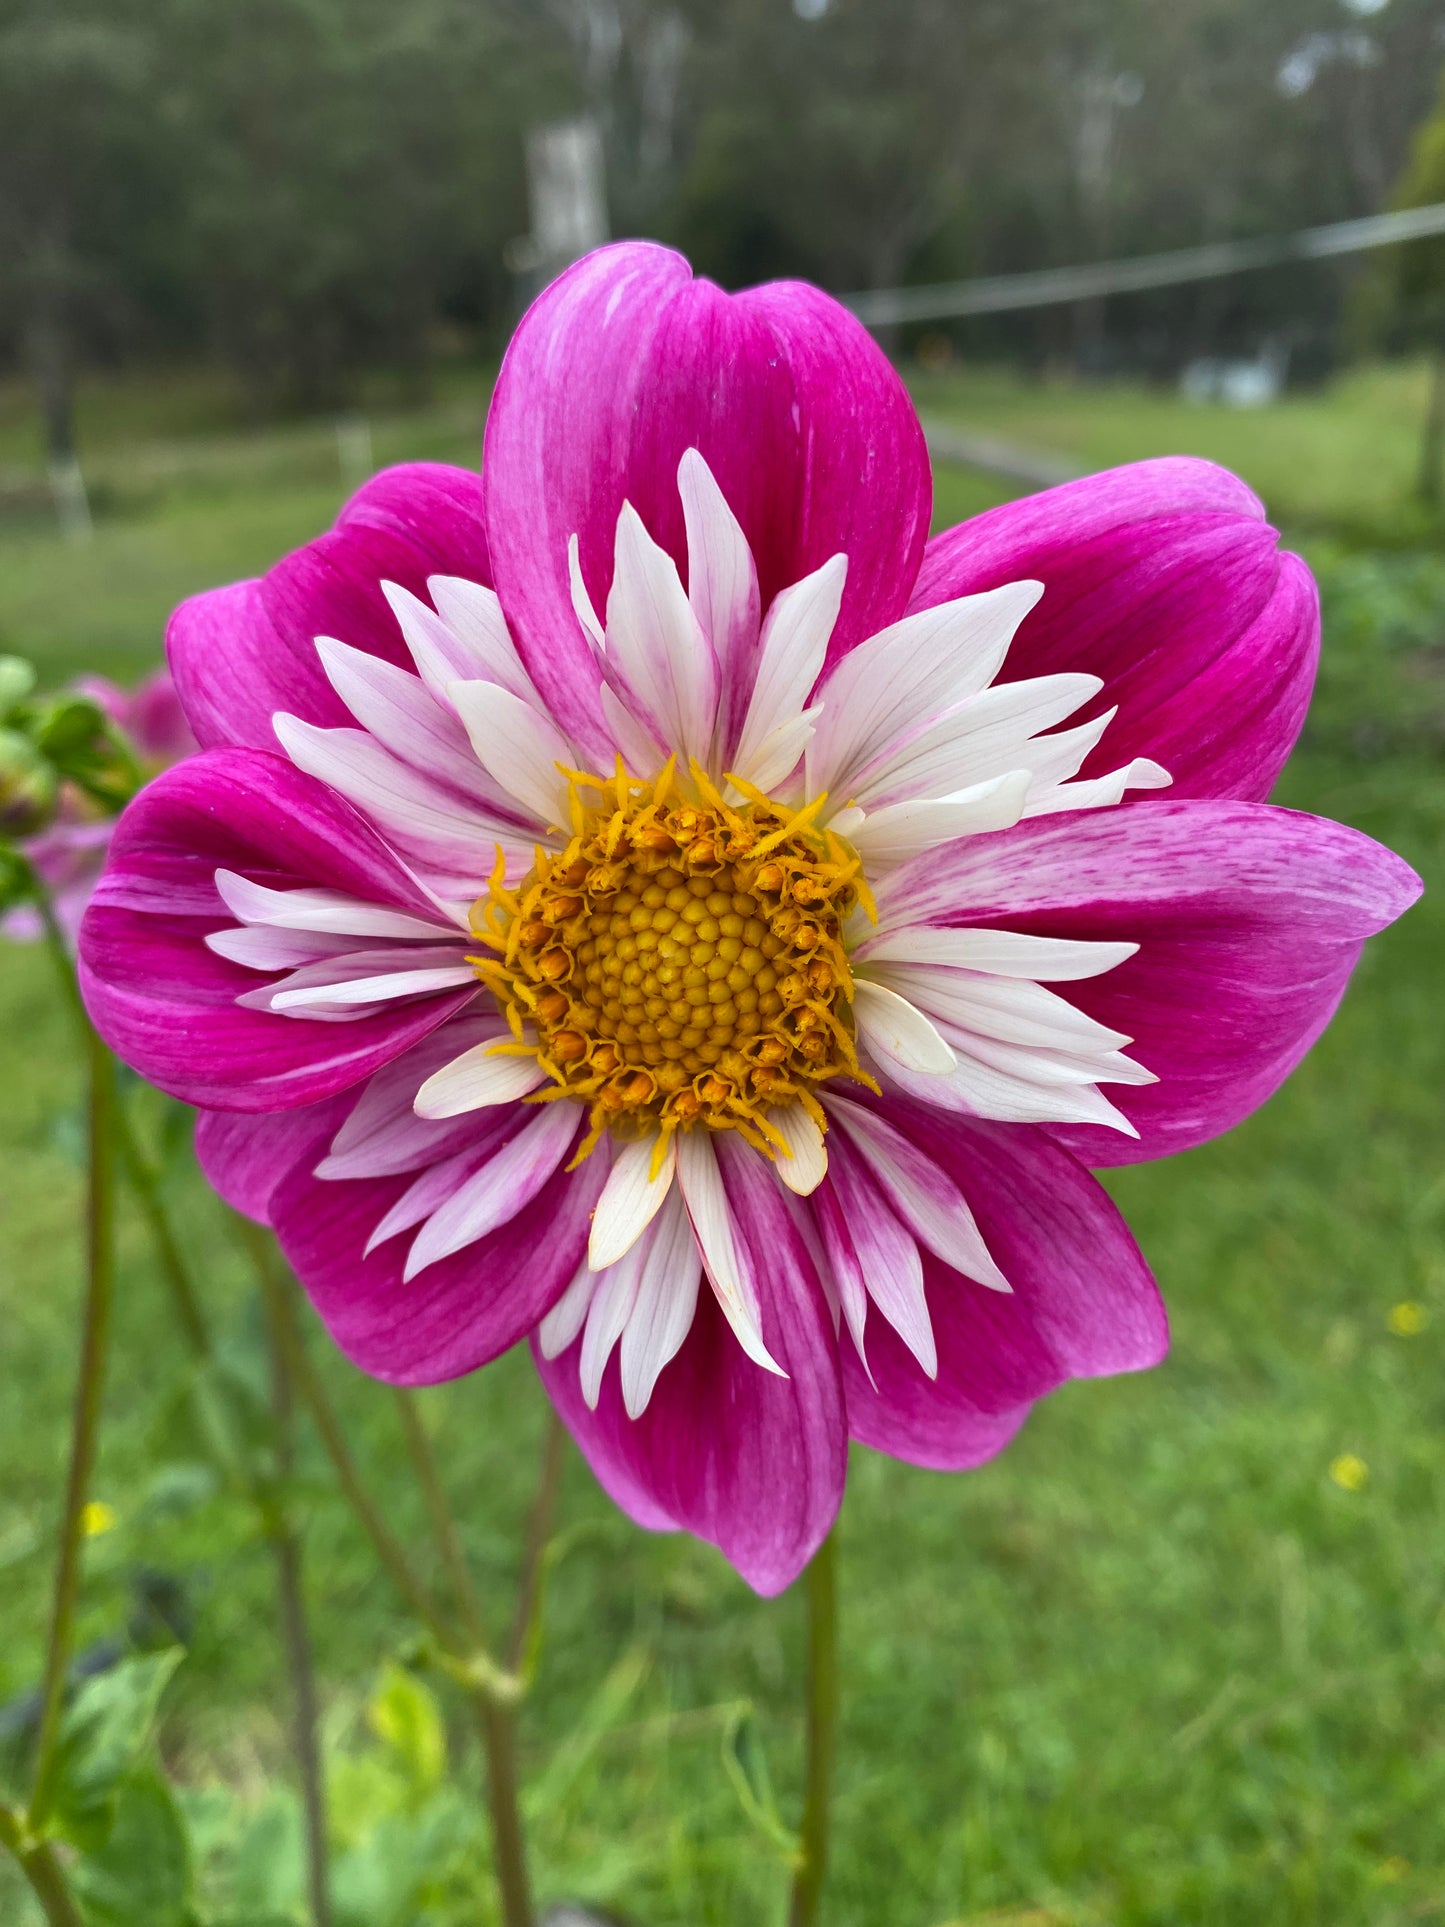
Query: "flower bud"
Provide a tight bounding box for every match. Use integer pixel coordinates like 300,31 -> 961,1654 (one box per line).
0,655 -> 37,719
0,728 -> 59,836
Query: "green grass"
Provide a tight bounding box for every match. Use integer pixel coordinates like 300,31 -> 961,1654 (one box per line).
917,358 -> 1445,546
1,366 -> 1443,1925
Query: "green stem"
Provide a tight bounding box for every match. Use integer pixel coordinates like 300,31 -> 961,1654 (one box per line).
787,1528 -> 839,1927
0,1807 -> 84,1927
36,884 -> 208,1358
112,1119 -> 209,1360
507,1411 -> 566,1675
392,1390 -> 537,1927
472,1698 -> 532,1927
27,1023 -> 117,1833
394,1391 -> 490,1647
239,1226 -> 537,1927
261,1282 -> 332,1927
237,1220 -> 450,1647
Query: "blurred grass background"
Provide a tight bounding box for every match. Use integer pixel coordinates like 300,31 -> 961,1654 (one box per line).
0,364 -> 1442,1925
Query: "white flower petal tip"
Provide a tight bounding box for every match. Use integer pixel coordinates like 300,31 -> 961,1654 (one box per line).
413,1042 -> 545,1118
604,501 -> 719,764
539,1259 -> 596,1361
676,1131 -> 786,1378
824,1095 -> 1012,1296
566,534 -> 606,650
769,1106 -> 828,1196
854,926 -> 1140,979
447,679 -> 572,828
852,979 -> 957,1075
588,1135 -> 678,1271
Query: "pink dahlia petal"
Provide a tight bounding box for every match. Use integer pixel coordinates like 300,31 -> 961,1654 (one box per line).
878,798 -> 1422,1165
840,1100 -> 1167,1469
169,464 -> 492,752
910,457 -> 1318,803
168,579 -> 336,754
195,1094 -> 351,1225
78,749 -> 471,1112
535,1136 -> 847,1596
483,241 -> 930,751
271,1137 -> 605,1385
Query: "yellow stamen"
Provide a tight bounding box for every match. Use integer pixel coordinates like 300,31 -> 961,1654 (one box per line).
470,762 -> 871,1159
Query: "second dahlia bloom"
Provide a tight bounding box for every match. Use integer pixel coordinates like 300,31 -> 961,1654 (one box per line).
80,245 -> 1419,1593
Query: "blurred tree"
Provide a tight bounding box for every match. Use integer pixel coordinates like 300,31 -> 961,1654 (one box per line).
0,3 -> 182,462
3,0 -> 1445,431
1374,63 -> 1445,500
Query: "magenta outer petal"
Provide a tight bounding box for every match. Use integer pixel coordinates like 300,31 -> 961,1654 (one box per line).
483,242 -> 931,749
78,748 -> 471,1113
534,1136 -> 847,1596
270,1117 -> 602,1385
911,458 -> 1319,803
838,1100 -> 1167,1469
882,797 -> 1423,1166
195,1096 -> 350,1225
168,464 -> 492,752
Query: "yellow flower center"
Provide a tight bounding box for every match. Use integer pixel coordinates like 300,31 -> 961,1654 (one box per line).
470,760 -> 875,1163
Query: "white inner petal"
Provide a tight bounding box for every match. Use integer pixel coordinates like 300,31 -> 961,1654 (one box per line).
604,501 -> 720,765
731,553 -> 846,786
852,979 -> 957,1075
448,679 -> 574,829
588,1133 -> 678,1271
769,1104 -> 828,1196
618,1186 -> 703,1417
403,1101 -> 578,1280
675,1128 -> 785,1376
824,1095 -> 1009,1293
413,1039 -> 548,1117
806,579 -> 1043,800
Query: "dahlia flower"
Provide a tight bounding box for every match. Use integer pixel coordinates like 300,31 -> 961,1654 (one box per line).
4,669 -> 195,949
79,244 -> 1420,1594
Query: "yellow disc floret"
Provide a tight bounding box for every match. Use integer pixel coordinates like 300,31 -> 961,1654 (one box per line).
469,759 -> 875,1165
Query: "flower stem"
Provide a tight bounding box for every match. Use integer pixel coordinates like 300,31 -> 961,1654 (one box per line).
472,1698 -> 532,1927
261,1278 -> 332,1927
787,1527 -> 839,1927
112,1114 -> 209,1360
391,1388 -> 537,1927
238,1221 -> 450,1646
239,1231 -> 534,1925
507,1411 -> 566,1675
35,883 -> 208,1356
0,1806 -> 84,1927
394,1390 -> 490,1647
27,1022 -> 117,1834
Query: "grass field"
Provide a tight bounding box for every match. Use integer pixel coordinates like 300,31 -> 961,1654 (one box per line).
1,362 -> 1442,1926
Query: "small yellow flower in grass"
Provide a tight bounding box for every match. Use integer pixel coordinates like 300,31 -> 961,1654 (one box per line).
1329,1454 -> 1369,1493
1373,1855 -> 1409,1884
1388,1300 -> 1428,1336
79,1500 -> 117,1537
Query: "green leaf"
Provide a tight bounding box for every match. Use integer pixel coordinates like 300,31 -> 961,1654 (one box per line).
50,1649 -> 185,1851
366,1661 -> 446,1798
0,844 -> 38,916
70,1771 -> 197,1927
225,1794 -> 303,1921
